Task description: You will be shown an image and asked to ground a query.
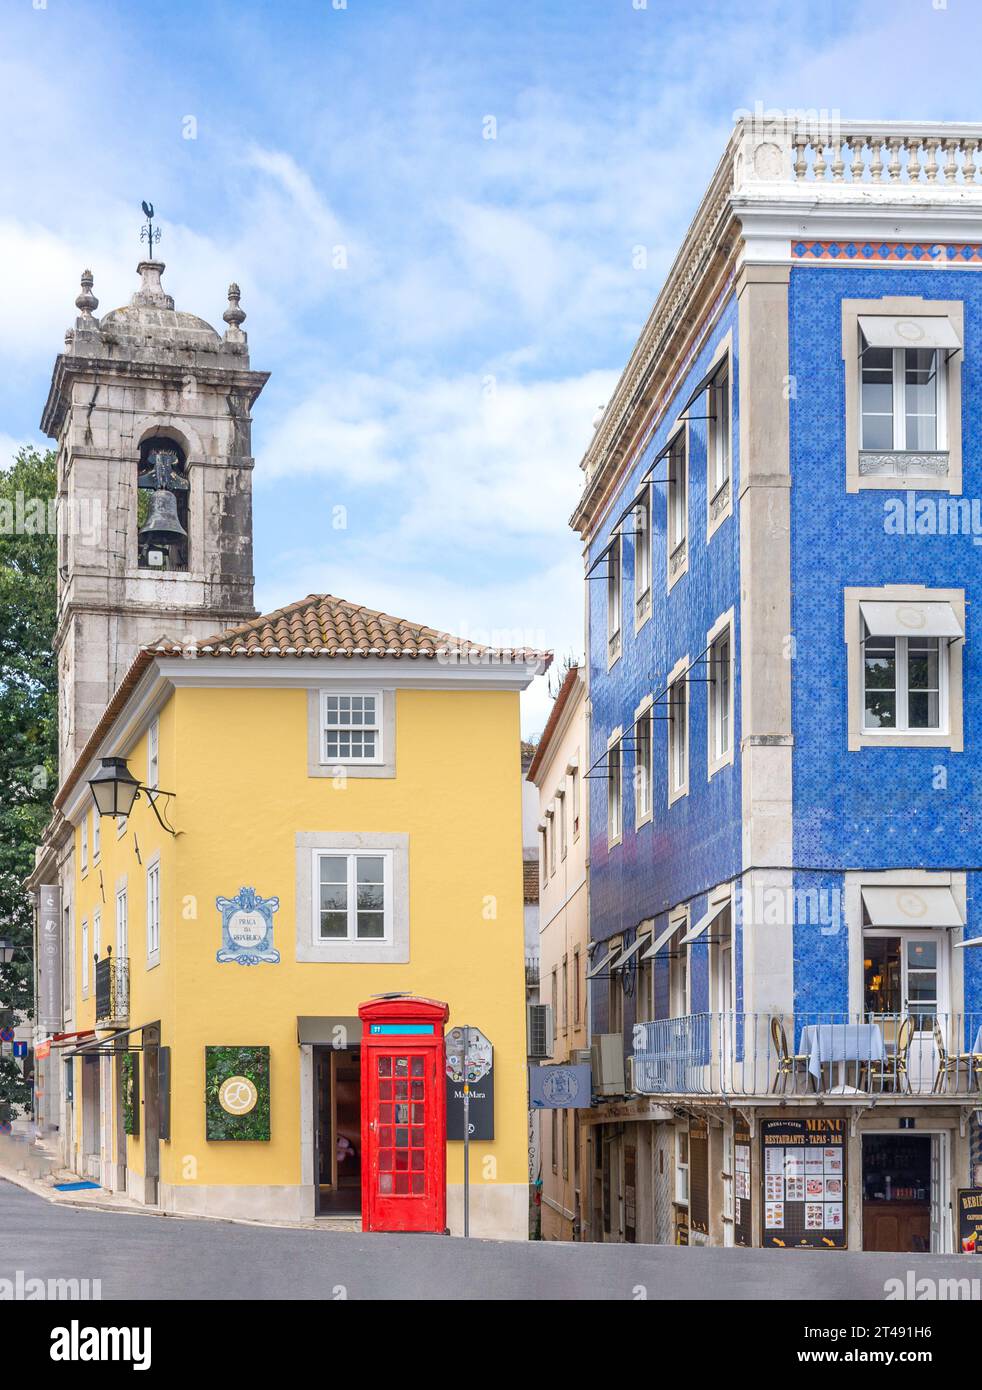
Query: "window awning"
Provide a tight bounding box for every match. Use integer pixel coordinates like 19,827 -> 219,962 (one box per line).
678,899 -> 729,947
587,943 -> 621,978
611,926 -> 652,971
640,920 -> 684,961
862,885 -> 964,929
859,314 -> 962,351
860,600 -> 963,640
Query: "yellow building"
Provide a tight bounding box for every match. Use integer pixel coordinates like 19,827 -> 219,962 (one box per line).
55,594 -> 547,1238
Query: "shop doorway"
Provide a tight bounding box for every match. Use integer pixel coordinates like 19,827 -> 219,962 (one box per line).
862,1132 -> 946,1251
314,1046 -> 362,1215
80,1055 -> 100,1180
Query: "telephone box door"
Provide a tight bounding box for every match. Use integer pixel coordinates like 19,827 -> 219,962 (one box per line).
359,997 -> 448,1234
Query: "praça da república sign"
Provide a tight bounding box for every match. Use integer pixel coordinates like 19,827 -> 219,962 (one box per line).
761,1117 -> 846,1248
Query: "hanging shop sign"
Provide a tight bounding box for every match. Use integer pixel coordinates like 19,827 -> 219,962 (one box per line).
37,884 -> 62,1031
761,1117 -> 846,1248
446,1025 -> 494,1140
529,1063 -> 592,1108
215,887 -> 280,965
957,1189 -> 982,1253
205,1045 -> 271,1140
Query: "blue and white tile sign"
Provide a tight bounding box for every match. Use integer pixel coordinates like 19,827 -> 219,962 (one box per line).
215,887 -> 281,966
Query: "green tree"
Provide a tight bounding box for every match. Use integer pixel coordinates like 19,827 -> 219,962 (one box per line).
0,445 -> 57,1112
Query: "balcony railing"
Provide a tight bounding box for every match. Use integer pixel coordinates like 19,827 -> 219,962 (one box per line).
632,1013 -> 982,1100
94,951 -> 129,1028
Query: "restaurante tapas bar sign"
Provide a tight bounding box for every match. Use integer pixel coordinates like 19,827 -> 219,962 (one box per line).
761,1118 -> 846,1248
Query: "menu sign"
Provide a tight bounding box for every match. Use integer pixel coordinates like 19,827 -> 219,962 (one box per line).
761,1118 -> 846,1248
957,1189 -> 982,1254
734,1119 -> 752,1248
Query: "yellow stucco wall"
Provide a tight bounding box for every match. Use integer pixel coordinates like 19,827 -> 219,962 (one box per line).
70,678 -> 528,1229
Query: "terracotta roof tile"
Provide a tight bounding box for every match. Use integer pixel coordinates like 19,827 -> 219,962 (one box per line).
523,858 -> 540,904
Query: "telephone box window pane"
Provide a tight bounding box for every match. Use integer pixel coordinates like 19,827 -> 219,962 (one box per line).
395,1057 -> 409,1075
379,1080 -> 392,1099
412,1104 -> 425,1124
395,1104 -> 409,1123
395,1150 -> 409,1170
396,1174 -> 410,1194
411,1150 -> 425,1171
411,1081 -> 424,1099
380,1174 -> 393,1193
379,1104 -> 393,1123
394,1081 -> 408,1101
378,1057 -> 391,1077
379,1126 -> 394,1146
395,1127 -> 409,1148
412,1175 -> 425,1194
411,1127 -> 425,1147
379,1149 -> 393,1170
411,1057 -> 424,1077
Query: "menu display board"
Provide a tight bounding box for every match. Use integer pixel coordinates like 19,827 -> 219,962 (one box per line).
734,1121 -> 752,1248
957,1189 -> 982,1253
761,1118 -> 846,1248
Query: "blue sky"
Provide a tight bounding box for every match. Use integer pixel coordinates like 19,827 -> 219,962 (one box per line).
4,0 -> 982,731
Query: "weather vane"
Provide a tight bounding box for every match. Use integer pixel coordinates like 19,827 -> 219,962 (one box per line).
140,200 -> 161,255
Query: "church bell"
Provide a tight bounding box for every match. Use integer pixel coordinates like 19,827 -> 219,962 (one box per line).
139,488 -> 188,549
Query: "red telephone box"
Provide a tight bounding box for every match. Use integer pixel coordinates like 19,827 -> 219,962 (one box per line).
358,996 -> 449,1234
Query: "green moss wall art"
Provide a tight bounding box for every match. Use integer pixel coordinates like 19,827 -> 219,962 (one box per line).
122,1052 -> 139,1137
204,1045 -> 271,1141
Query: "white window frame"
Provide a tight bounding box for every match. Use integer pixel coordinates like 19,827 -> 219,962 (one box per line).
115,886 -> 128,959
606,538 -> 622,666
634,488 -> 652,628
80,817 -> 88,876
81,917 -> 89,998
860,342 -> 948,453
667,426 -> 688,589
669,909 -> 690,1018
320,690 -> 383,765
92,908 -> 101,967
606,728 -> 622,848
312,849 -> 393,945
707,613 -> 735,778
667,658 -> 689,805
91,805 -> 100,863
547,807 -> 557,877
676,1122 -> 690,1206
634,698 -> 653,828
862,628 -> 949,736
708,361 -> 731,499
146,857 -> 160,968
557,789 -> 567,862
569,762 -> 581,841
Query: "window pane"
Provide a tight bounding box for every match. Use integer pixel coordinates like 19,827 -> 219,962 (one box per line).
320,882 -> 347,912
320,911 -> 347,939
356,856 -> 384,883
864,636 -> 896,728
320,856 -> 347,883
861,345 -> 895,449
356,912 -> 385,939
905,349 -> 938,450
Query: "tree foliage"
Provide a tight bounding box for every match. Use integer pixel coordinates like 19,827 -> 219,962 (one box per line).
0,445 -> 57,1110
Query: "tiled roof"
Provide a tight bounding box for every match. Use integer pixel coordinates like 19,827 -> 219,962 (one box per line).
523,858 -> 540,904
150,594 -> 552,663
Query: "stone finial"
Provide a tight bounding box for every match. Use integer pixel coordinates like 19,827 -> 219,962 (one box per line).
75,268 -> 99,321
223,282 -> 247,342
132,259 -> 175,310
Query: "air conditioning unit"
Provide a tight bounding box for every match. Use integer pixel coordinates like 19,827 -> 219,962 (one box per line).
592,1033 -> 626,1096
527,1003 -> 554,1060
625,1055 -> 640,1096
572,1049 -> 592,1067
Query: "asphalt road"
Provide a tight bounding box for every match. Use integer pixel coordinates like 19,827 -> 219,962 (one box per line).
0,1177 -> 975,1300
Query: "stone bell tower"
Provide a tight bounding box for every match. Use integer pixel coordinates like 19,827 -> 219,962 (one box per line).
42,256 -> 269,780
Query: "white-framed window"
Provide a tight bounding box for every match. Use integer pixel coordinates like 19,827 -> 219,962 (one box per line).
146,860 -> 160,964
91,805 -> 100,862
562,955 -> 569,1031
315,850 -> 391,942
62,905 -> 73,1020
81,918 -> 89,997
708,361 -> 731,499
547,808 -> 557,877
669,922 -> 689,1018
634,489 -> 651,623
607,732 -> 622,846
92,909 -> 101,966
861,340 -> 947,452
606,539 -> 622,663
573,947 -> 581,1024
557,789 -> 567,861
115,887 -> 128,959
145,717 -> 159,817
321,691 -> 382,763
676,1124 -> 690,1206
863,628 -> 946,734
635,707 -> 652,824
570,764 -> 581,840
80,817 -> 88,875
539,825 -> 548,880
668,671 -> 688,802
551,1106 -> 559,1175
667,430 -> 688,573
708,625 -> 733,768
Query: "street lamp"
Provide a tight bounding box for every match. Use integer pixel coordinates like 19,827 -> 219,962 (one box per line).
87,757 -> 177,835
0,938 -> 15,965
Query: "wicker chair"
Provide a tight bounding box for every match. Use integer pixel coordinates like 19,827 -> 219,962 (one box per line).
864,1016 -> 912,1093
932,1020 -> 982,1094
770,1017 -> 812,1094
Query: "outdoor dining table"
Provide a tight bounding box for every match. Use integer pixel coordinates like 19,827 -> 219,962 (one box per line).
799,1023 -> 887,1086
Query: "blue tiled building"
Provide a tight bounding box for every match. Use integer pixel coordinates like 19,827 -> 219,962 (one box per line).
571,117 -> 982,1252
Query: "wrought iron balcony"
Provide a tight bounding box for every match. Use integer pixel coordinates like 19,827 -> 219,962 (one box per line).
632,1012 -> 982,1101
94,950 -> 129,1028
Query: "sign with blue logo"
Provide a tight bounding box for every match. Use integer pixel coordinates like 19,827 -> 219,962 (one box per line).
0,1027 -> 14,1044
529,1063 -> 592,1108
215,888 -> 280,966
369,1024 -> 435,1035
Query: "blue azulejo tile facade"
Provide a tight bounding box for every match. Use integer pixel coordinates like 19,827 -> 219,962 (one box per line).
788,265 -> 982,1020
587,294 -> 742,1036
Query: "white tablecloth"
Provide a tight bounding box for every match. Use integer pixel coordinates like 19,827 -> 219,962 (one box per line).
799,1023 -> 887,1081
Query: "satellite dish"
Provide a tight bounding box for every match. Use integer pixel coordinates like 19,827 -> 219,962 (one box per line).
142,200 -> 154,219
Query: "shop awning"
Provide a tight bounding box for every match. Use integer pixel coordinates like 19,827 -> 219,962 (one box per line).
861,885 -> 964,929
611,926 -> 652,971
678,899 -> 729,947
587,943 -> 621,978
859,314 -> 962,351
640,920 -> 683,961
297,1016 -> 363,1045
62,1024 -> 149,1057
860,600 -> 963,640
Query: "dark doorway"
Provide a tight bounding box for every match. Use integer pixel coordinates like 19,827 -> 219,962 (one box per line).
862,1133 -> 931,1251
314,1046 -> 362,1215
